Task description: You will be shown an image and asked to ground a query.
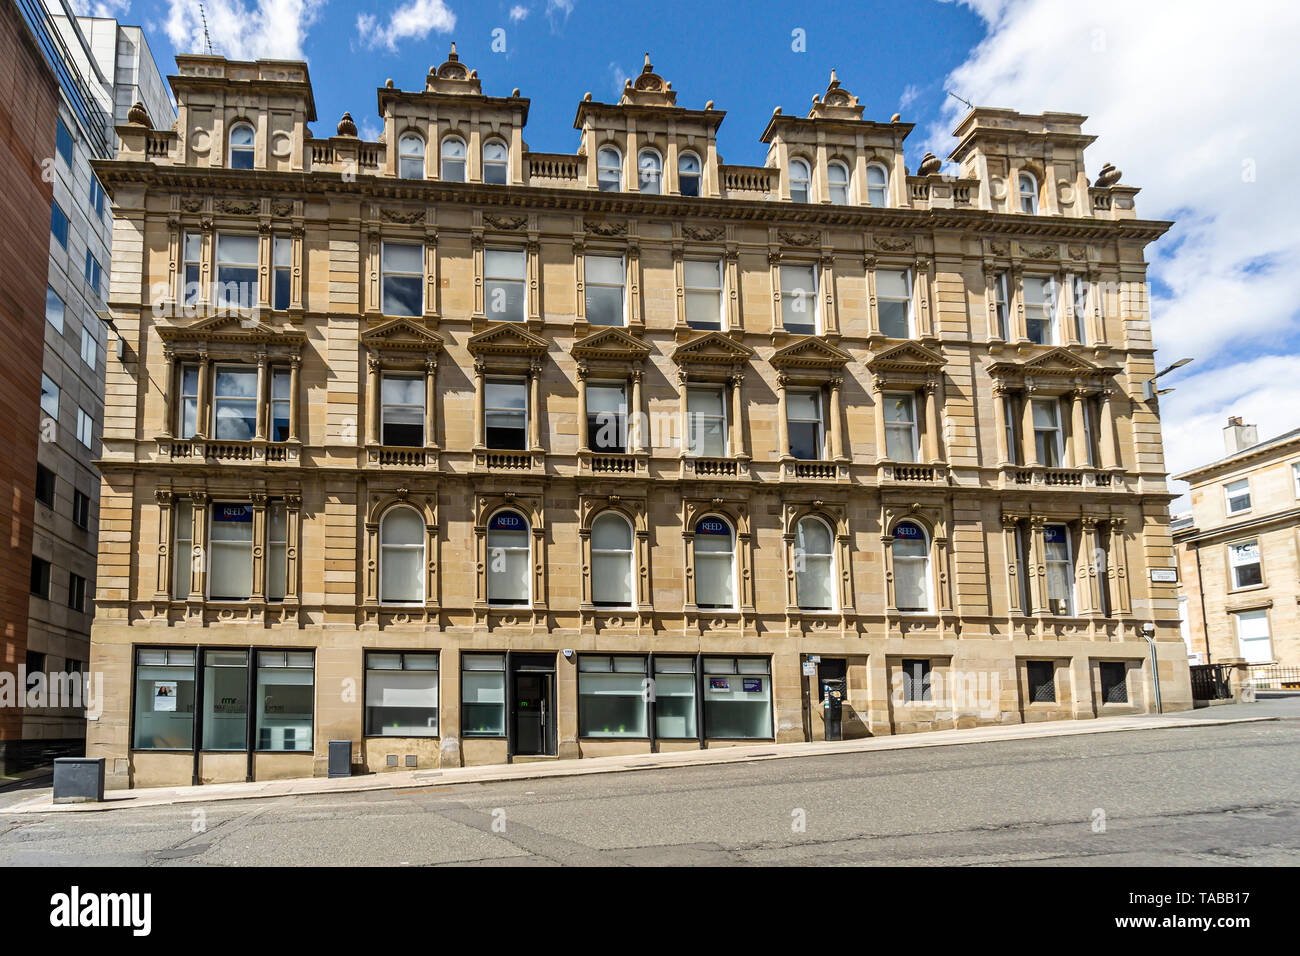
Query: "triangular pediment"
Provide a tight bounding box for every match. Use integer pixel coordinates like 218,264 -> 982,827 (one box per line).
467,323 -> 549,357
671,331 -> 756,366
571,326 -> 652,362
769,336 -> 851,369
360,317 -> 445,352
866,341 -> 946,374
157,313 -> 306,346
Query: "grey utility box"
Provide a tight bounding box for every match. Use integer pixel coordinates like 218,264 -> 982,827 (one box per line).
53,757 -> 105,804
328,740 -> 352,778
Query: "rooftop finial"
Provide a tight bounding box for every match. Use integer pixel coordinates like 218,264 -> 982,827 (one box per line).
643,52 -> 652,72
448,42 -> 458,60
829,68 -> 839,87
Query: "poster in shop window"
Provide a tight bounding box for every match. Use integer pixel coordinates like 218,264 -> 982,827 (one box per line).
153,681 -> 178,712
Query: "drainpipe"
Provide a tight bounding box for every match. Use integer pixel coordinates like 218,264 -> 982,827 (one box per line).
1141,623 -> 1163,714
1193,541 -> 1212,664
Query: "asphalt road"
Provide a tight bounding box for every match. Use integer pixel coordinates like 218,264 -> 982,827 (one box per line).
2,717 -> 1297,866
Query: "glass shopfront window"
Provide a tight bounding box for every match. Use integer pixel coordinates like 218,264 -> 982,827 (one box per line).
365,652 -> 439,737
578,655 -> 647,738
202,650 -> 249,750
703,657 -> 772,739
255,651 -> 314,751
133,648 -> 196,750
462,653 -> 506,737
654,657 -> 697,739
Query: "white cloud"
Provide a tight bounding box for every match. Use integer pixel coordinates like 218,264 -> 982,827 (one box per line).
509,4 -> 529,22
608,60 -> 629,99
71,0 -> 131,17
932,0 -> 1300,489
545,0 -> 573,30
165,0 -> 324,60
898,84 -> 920,113
356,0 -> 456,52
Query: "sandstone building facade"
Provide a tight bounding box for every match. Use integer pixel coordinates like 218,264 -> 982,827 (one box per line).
88,50 -> 1191,789
1174,418 -> 1300,671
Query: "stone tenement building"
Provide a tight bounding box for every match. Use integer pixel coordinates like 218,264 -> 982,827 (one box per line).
1174,418 -> 1300,671
89,49 -> 1190,789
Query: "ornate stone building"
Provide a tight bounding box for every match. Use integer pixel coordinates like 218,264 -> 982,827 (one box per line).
88,49 -> 1190,789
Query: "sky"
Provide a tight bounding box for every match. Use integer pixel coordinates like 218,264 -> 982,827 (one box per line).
77,0 -> 1300,507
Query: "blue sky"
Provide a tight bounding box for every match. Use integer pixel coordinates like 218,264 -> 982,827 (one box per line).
83,0 -> 1300,503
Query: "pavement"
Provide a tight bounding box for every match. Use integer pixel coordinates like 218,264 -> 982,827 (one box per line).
4,696 -> 1291,815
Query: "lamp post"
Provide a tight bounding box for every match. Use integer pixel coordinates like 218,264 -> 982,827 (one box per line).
1143,357 -> 1194,401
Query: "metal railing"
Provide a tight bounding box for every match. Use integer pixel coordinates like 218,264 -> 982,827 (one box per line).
1189,663 -> 1232,702
1248,665 -> 1300,690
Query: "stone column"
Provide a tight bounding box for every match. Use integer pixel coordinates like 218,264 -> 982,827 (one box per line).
1070,389 -> 1088,467
1099,387 -> 1119,469
254,350 -> 267,441
250,492 -> 267,600
1027,516 -> 1046,615
472,360 -> 485,451
993,383 -> 1011,465
284,494 -> 301,603
154,490 -> 173,602
366,352 -> 380,446
195,351 -> 211,439
924,380 -> 941,462
528,359 -> 542,450
1021,387 -> 1039,466
160,348 -> 175,438
828,377 -> 844,460
576,364 -> 590,453
630,368 -> 644,453
424,356 -> 437,449
189,491 -> 209,600
729,371 -> 746,459
288,357 -> 301,442
776,373 -> 790,460
1081,517 -> 1101,615
871,378 -> 888,462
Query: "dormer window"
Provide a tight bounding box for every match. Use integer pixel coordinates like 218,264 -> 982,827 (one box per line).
827,161 -> 849,205
638,148 -> 662,194
398,133 -> 425,179
678,152 -> 701,196
228,123 -> 255,170
597,146 -> 622,191
1019,171 -> 1039,214
866,163 -> 888,206
483,139 -> 509,185
789,158 -> 811,203
441,136 -> 467,182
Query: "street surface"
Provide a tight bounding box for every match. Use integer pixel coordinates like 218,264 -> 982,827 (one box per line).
1,706 -> 1297,865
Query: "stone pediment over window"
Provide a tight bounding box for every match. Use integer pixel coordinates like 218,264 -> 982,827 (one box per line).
769,336 -> 851,371
866,342 -> 945,376
157,314 -> 306,350
989,347 -> 1118,387
571,326 -> 652,364
671,331 -> 755,369
360,317 -> 445,354
467,323 -> 548,359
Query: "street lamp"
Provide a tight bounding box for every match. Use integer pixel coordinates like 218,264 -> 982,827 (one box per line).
1143,357 -> 1193,400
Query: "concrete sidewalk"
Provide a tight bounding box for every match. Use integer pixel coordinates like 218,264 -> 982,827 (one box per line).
6,709 -> 1279,815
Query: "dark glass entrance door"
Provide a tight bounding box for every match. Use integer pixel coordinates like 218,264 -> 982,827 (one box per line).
818,659 -> 846,741
511,658 -> 555,756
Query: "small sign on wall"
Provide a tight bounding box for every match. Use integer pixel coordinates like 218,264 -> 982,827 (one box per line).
1150,568 -> 1178,583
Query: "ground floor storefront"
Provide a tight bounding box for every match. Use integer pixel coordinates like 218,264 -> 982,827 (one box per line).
86,631 -> 1193,789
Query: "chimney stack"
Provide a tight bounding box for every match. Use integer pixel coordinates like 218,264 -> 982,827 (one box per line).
1223,416 -> 1259,455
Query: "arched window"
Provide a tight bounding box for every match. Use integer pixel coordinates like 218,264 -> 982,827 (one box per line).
827,161 -> 849,205
795,516 -> 835,611
228,122 -> 255,170
693,516 -> 735,609
591,512 -> 634,608
379,506 -> 425,604
597,146 -> 622,191
482,139 -> 509,185
397,133 -> 425,180
1019,171 -> 1039,214
487,510 -> 529,605
678,151 -> 701,197
638,148 -> 662,194
892,521 -> 932,612
441,136 -> 466,182
789,158 -> 811,203
866,163 -> 888,206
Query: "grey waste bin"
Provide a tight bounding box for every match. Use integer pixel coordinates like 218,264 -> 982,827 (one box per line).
53,757 -> 105,804
328,740 -> 352,778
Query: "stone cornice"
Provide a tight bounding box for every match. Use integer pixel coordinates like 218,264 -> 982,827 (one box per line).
90,160 -> 1175,246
